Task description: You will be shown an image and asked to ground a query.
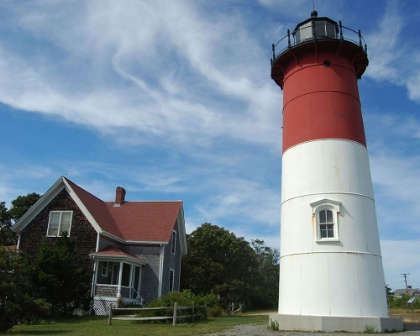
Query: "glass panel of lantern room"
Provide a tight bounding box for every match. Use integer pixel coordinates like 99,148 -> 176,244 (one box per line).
325,21 -> 337,38
314,20 -> 337,39
294,21 -> 312,44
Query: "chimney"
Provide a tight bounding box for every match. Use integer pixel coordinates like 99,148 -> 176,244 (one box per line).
115,186 -> 126,206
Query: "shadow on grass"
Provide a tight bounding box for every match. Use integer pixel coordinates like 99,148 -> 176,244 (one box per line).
52,316 -> 108,324
6,330 -> 71,335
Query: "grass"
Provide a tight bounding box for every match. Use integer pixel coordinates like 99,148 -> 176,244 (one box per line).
1,312 -> 269,336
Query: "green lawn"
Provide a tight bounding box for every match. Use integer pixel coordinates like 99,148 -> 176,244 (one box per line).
2,313 -> 269,336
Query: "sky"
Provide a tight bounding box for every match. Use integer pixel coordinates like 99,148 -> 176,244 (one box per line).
0,0 -> 419,291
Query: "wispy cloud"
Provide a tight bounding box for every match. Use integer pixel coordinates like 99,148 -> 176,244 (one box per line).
364,1 -> 420,104
0,1 -> 281,149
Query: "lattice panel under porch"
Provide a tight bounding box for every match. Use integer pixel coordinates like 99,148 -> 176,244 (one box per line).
93,299 -> 117,316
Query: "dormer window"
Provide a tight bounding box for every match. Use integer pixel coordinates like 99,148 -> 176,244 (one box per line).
47,211 -> 73,237
310,199 -> 341,242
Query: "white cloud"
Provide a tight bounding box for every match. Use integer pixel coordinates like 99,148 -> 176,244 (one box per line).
195,177 -> 280,227
0,1 -> 282,149
364,5 -> 403,83
364,2 -> 420,105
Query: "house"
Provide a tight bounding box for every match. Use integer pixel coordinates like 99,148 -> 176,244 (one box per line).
393,286 -> 420,298
11,176 -> 187,315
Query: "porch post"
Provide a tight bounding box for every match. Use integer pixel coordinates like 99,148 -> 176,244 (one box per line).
117,261 -> 123,298
129,264 -> 134,298
91,259 -> 98,297
137,266 -> 142,300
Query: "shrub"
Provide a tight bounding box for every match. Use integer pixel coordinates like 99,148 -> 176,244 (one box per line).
364,324 -> 377,333
135,290 -> 216,320
388,294 -> 420,309
207,305 -> 223,317
269,319 -> 279,330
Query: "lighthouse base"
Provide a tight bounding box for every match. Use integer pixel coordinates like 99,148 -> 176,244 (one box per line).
269,314 -> 403,332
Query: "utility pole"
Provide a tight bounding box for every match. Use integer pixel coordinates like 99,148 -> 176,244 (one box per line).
401,273 -> 409,290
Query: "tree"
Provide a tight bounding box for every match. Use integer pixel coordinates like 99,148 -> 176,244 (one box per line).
29,236 -> 92,317
0,193 -> 41,246
0,247 -> 49,332
9,193 -> 41,223
181,223 -> 259,309
0,202 -> 14,246
249,239 -> 279,309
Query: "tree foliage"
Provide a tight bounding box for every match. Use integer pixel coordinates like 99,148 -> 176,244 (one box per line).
9,193 -> 41,222
249,239 -> 280,308
0,247 -> 50,332
0,202 -> 14,246
181,223 -> 279,310
0,193 -> 41,246
29,236 -> 92,317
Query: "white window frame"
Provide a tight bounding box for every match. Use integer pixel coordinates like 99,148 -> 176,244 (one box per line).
46,211 -> 73,237
310,199 -> 341,242
169,269 -> 175,292
171,230 -> 177,255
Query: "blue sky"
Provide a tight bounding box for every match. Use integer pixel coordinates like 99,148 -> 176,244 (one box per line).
0,0 -> 419,291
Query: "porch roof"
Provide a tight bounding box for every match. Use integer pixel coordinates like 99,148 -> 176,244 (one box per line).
90,246 -> 147,265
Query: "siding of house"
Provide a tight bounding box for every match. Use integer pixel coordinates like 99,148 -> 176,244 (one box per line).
161,220 -> 182,295
124,244 -> 162,303
97,235 -> 123,251
96,235 -> 178,304
19,189 -> 97,266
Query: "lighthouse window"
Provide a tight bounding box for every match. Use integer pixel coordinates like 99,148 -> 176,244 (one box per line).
319,209 -> 334,238
310,199 -> 341,242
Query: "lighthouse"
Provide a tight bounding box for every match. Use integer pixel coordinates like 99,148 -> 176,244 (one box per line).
268,11 -> 403,332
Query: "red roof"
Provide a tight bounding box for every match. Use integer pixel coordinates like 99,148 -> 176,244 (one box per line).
105,201 -> 181,242
64,177 -> 181,243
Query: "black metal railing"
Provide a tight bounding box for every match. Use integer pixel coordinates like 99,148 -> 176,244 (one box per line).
271,21 -> 367,64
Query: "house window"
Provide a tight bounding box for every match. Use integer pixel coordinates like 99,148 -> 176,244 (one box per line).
310,199 -> 341,242
169,269 -> 174,292
47,211 -> 73,237
101,262 -> 108,277
97,261 -> 119,285
171,231 -> 177,254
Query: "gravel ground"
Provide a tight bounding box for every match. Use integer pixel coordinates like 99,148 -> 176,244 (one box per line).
204,323 -> 420,336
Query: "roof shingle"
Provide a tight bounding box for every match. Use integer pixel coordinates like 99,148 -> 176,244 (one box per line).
64,177 -> 181,243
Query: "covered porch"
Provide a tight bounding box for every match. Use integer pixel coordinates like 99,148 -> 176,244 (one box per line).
90,246 -> 147,314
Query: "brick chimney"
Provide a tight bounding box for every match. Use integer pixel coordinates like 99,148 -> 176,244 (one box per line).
114,186 -> 126,206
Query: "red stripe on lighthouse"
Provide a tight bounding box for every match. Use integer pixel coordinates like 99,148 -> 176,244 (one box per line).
281,52 -> 367,152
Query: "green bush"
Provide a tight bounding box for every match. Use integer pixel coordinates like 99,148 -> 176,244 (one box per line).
135,290 -> 216,320
388,294 -> 420,309
269,319 -> 279,330
207,305 -> 223,317
146,289 -> 217,308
